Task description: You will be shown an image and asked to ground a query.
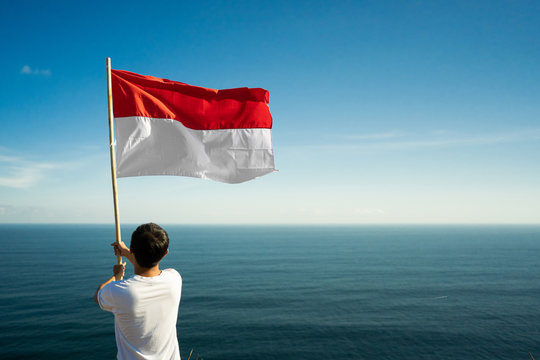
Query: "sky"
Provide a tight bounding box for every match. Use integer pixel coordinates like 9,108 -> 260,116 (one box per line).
0,0 -> 539,224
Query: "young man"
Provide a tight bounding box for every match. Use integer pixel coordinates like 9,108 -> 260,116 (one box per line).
94,223 -> 182,360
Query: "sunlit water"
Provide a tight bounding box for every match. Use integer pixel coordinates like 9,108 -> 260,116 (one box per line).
0,225 -> 539,359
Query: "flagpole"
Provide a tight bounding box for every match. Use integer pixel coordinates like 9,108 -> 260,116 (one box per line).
106,57 -> 122,265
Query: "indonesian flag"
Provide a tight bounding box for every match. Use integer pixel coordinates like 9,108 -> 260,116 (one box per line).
111,70 -> 275,184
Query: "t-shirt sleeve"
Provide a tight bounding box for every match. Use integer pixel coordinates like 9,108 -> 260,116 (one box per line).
97,283 -> 115,312
168,269 -> 182,288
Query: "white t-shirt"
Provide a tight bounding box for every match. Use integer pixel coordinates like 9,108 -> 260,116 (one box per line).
98,268 -> 182,360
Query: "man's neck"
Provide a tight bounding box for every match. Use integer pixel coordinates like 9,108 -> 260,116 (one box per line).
134,264 -> 162,277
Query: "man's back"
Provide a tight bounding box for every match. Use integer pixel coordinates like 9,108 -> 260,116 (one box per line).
98,269 -> 182,360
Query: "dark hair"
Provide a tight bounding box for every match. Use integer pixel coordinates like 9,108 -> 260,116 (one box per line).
130,223 -> 169,268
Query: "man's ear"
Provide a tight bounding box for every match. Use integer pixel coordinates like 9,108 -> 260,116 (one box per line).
164,249 -> 169,256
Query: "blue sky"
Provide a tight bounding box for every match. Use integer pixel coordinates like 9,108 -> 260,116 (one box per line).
0,0 -> 538,224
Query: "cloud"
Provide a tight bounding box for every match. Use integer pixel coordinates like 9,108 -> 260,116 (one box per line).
0,154 -> 18,162
343,131 -> 407,140
0,154 -> 59,188
0,204 -> 53,221
364,129 -> 540,150
294,128 -> 540,152
20,65 -> 51,76
20,65 -> 32,74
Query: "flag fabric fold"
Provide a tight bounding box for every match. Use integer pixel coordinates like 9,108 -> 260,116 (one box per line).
111,69 -> 275,184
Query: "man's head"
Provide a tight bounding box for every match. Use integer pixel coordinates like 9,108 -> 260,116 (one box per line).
130,223 -> 169,268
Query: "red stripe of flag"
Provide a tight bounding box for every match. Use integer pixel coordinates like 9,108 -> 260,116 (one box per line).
111,70 -> 272,131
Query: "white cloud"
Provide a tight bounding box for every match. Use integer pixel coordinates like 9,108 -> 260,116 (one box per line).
0,154 -> 59,188
294,128 -> 540,152
20,65 -> 51,76
0,154 -> 18,162
367,129 -> 540,150
20,65 -> 32,74
344,131 -> 407,140
0,204 -> 55,222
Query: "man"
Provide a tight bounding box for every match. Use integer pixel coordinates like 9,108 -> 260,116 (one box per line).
94,223 -> 182,360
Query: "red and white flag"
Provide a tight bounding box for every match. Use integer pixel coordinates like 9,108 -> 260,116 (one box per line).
111,70 -> 275,184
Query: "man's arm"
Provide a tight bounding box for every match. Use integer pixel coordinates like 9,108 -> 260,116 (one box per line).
94,263 -> 125,304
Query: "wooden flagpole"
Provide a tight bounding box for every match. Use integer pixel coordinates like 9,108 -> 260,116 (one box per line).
106,57 -> 122,265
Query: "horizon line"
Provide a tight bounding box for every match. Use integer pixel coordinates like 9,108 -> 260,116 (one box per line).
0,222 -> 538,226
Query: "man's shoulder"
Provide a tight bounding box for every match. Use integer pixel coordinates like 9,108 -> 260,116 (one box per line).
101,277 -> 133,293
161,269 -> 182,290
163,268 -> 182,280
97,278 -> 134,310
103,274 -> 149,293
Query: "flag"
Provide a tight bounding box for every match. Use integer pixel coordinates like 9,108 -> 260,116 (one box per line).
111,69 -> 275,184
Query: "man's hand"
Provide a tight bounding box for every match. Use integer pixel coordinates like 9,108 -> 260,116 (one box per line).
111,239 -> 130,257
111,240 -> 136,265
113,263 -> 126,281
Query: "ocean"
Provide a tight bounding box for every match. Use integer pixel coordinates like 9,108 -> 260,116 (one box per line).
0,225 -> 539,359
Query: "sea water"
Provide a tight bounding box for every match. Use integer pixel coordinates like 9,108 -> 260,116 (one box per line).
0,225 -> 539,359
